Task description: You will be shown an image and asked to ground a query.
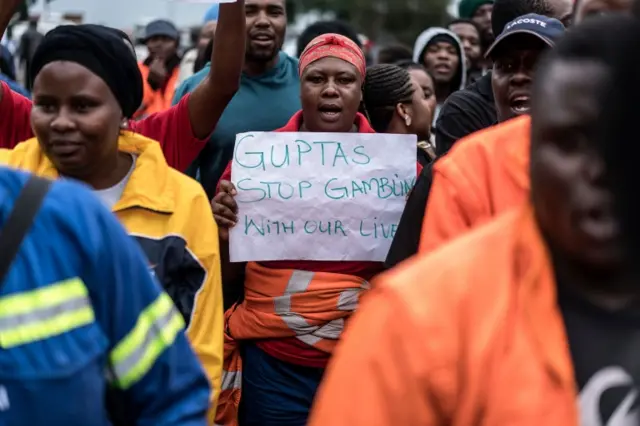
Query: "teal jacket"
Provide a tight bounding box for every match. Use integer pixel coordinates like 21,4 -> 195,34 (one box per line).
173,51 -> 301,197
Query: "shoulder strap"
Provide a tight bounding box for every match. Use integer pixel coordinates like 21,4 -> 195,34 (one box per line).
0,175 -> 52,284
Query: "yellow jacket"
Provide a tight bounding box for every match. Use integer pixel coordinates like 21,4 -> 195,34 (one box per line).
0,131 -> 223,421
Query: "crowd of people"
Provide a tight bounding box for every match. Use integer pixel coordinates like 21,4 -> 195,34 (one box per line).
0,0 -> 638,424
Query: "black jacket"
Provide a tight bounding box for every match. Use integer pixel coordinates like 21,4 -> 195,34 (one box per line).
384,162 -> 435,268
435,72 -> 497,156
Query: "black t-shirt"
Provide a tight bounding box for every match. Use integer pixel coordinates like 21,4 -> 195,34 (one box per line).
557,281 -> 640,425
384,162 -> 434,268
434,72 -> 497,156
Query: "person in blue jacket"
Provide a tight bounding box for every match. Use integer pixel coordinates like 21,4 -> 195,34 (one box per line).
0,168 -> 210,425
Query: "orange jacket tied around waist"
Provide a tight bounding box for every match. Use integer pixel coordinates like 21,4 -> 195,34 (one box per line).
215,262 -> 370,425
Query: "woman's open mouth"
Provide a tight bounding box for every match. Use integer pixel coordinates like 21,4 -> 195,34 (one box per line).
318,104 -> 342,122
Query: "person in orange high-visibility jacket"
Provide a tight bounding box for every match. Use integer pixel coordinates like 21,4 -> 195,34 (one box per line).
135,20 -> 182,118
417,12 -> 564,254
419,114 -> 530,252
308,17 -> 640,426
312,206 -> 584,426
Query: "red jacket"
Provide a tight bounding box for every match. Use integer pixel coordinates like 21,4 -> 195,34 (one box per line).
0,81 -> 206,172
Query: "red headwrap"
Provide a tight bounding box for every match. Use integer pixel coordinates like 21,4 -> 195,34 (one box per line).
298,33 -> 366,78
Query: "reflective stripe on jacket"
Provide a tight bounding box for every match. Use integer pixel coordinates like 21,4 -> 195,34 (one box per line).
0,278 -> 95,349
215,261 -> 370,426
0,132 -> 224,422
0,169 -> 209,425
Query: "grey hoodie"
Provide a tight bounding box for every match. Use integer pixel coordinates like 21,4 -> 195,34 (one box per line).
413,28 -> 467,124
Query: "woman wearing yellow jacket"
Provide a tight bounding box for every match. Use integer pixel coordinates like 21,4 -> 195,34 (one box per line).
0,24 -> 223,423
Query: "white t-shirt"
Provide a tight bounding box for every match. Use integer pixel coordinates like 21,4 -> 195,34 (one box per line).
94,154 -> 136,210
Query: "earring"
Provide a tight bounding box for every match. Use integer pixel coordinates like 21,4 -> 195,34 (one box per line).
120,119 -> 129,130
405,115 -> 412,127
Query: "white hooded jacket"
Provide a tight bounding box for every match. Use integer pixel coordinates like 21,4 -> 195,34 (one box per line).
413,28 -> 467,124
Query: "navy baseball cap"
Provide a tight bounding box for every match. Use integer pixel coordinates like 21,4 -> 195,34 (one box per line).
144,19 -> 179,42
485,13 -> 565,58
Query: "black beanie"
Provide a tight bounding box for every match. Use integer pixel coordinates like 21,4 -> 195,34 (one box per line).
30,24 -> 143,119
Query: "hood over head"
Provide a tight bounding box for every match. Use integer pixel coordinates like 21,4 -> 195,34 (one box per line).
413,27 -> 467,90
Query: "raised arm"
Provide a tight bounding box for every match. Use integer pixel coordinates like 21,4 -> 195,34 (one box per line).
187,0 -> 245,139
131,0 -> 245,172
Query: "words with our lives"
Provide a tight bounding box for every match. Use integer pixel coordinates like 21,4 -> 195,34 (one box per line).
241,216 -> 401,240
231,133 -> 416,202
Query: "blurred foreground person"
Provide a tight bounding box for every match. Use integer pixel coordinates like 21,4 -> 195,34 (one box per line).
0,169 -> 209,425
598,8 -> 640,288
309,16 -> 640,426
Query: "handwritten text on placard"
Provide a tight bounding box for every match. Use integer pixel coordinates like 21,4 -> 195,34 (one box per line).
228,131 -> 417,262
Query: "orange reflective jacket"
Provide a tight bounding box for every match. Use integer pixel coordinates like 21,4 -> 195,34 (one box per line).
309,205 -> 579,426
215,262 -> 370,426
136,62 -> 180,118
419,115 -> 531,253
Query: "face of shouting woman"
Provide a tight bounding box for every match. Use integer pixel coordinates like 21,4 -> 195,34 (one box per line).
300,56 -> 363,133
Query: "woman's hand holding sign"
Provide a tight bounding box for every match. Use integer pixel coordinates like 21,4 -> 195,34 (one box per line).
212,180 -> 238,241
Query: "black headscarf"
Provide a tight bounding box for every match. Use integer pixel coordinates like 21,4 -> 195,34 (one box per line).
29,24 -> 143,118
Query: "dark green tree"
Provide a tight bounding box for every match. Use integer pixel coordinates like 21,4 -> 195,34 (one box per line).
293,0 -> 450,45
16,0 -> 29,21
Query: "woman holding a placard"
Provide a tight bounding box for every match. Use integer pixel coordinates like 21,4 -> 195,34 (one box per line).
212,33 -> 391,426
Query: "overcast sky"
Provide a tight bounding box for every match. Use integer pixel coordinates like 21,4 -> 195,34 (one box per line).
34,0 -> 216,29
33,0 -> 460,32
